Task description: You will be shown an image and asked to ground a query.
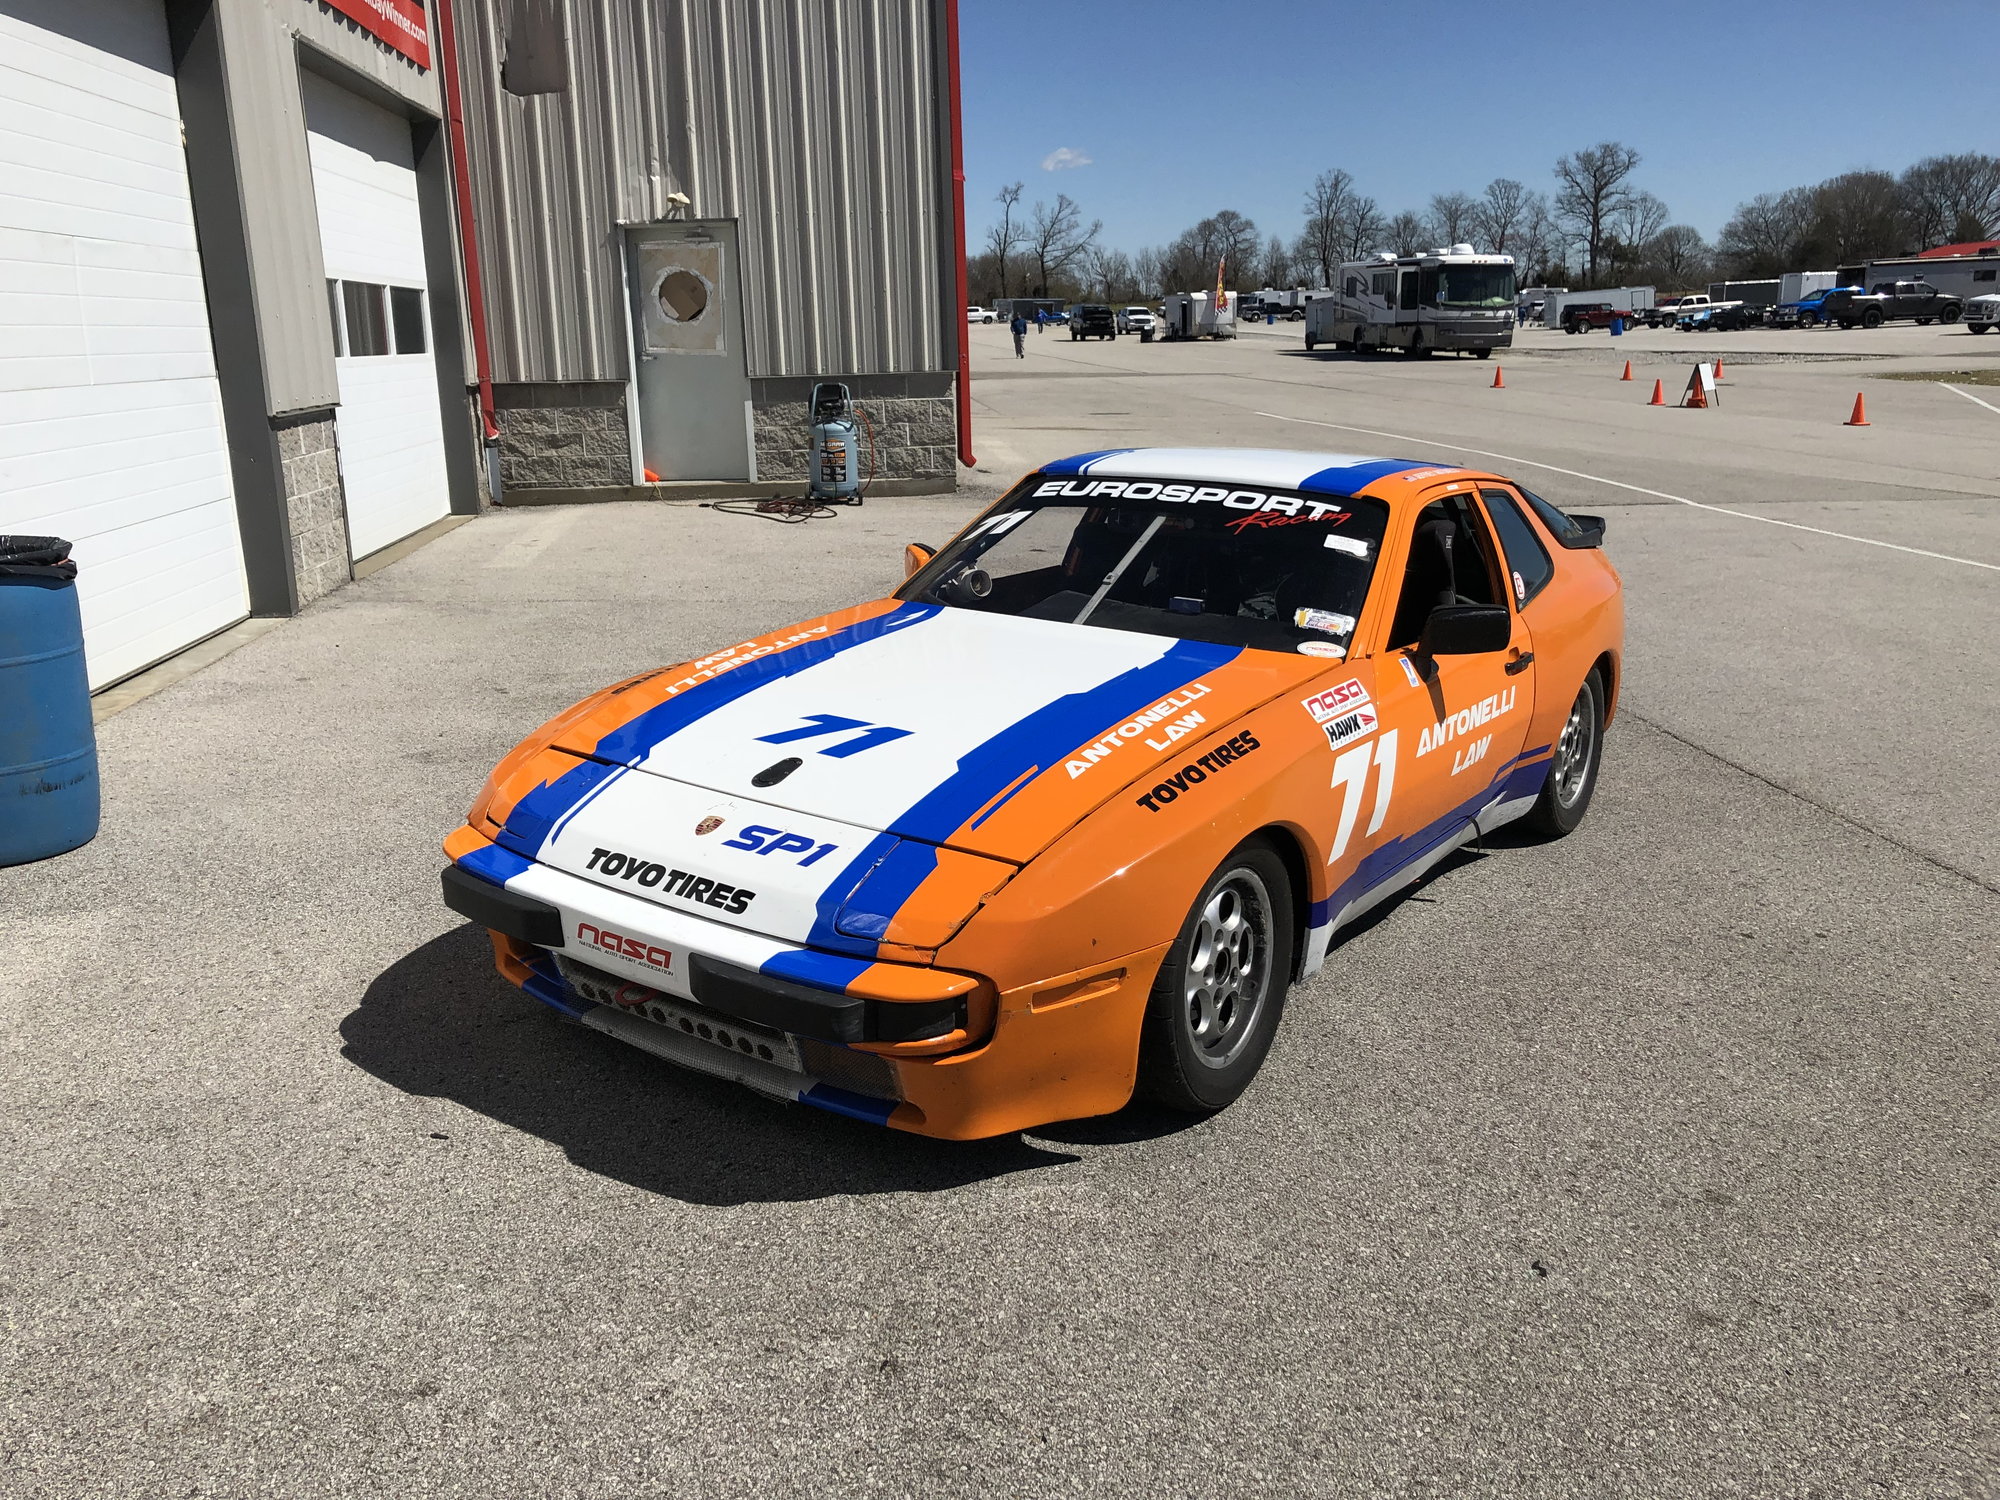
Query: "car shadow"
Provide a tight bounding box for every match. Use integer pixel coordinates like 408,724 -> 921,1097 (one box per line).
340,925 -> 1079,1205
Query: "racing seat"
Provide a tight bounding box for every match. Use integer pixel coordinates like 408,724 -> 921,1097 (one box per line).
1390,516 -> 1457,646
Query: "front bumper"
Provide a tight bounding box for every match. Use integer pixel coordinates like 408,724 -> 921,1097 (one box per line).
442,832 -> 1168,1139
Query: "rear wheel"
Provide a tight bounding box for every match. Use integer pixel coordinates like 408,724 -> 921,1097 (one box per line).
1473,347 -> 1492,358
1863,308 -> 1884,328
1523,670 -> 1605,838
1941,305 -> 1962,324
1137,840 -> 1294,1114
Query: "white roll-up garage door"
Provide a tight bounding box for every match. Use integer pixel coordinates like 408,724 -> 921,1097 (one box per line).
301,69 -> 450,562
0,0 -> 249,690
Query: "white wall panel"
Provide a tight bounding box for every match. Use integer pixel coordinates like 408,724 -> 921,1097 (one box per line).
0,0 -> 248,688
301,69 -> 449,559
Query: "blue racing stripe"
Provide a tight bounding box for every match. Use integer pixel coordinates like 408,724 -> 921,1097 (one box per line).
800,1083 -> 900,1125
1328,744 -> 1552,915
501,602 -> 939,858
458,842 -> 534,886
813,637 -> 1241,957
760,948 -> 874,992
1040,449 -> 1134,475
1299,459 -> 1428,494
1308,897 -> 1333,928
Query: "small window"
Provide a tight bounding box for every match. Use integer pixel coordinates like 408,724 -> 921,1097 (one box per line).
1975,269 -> 1997,282
1517,487 -> 1590,547
326,279 -> 344,357
390,287 -> 427,354
1481,489 -> 1555,607
341,281 -> 389,356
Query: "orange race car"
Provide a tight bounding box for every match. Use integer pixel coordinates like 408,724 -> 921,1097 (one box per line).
442,448 -> 1623,1139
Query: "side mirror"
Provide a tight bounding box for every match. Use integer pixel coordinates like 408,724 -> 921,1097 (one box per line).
1417,604 -> 1510,667
903,542 -> 936,579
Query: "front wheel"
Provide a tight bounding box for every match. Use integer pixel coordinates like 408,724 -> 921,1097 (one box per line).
1863,309 -> 1884,328
1941,306 -> 1962,324
1523,669 -> 1605,838
1137,839 -> 1294,1114
1473,347 -> 1492,359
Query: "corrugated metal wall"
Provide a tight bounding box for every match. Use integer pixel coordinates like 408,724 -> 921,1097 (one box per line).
452,0 -> 952,384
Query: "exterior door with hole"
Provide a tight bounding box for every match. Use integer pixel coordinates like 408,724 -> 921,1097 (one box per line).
626,222 -> 753,480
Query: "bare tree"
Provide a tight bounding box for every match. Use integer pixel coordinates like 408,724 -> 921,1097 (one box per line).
1026,192 -> 1101,296
1133,247 -> 1163,298
1473,178 -> 1529,253
1206,210 -> 1261,282
1716,188 -> 1815,275
1260,235 -> 1293,289
1806,171 -> 1912,263
1427,190 -> 1478,247
1385,210 -> 1428,256
1640,224 -> 1711,288
1900,153 -> 2000,246
985,182 -> 1023,300
1614,191 -> 1669,254
1553,141 -> 1642,285
1299,169 -> 1360,285
1513,192 -> 1561,283
1339,196 -> 1386,261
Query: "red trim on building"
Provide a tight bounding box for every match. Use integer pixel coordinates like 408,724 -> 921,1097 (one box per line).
322,0 -> 432,69
1917,241 -> 2000,259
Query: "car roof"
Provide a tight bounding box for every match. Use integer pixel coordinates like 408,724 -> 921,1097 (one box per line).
1039,446 -> 1472,497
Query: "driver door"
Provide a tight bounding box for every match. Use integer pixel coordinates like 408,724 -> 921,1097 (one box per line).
1364,488 -> 1535,864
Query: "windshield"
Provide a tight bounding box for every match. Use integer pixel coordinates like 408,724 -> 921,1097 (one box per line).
1435,265 -> 1515,307
902,475 -> 1390,656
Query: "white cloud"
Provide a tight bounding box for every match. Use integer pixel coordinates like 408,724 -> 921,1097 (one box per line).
1041,147 -> 1092,172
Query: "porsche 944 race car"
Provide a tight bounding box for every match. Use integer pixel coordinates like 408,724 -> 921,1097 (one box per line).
442,448 -> 1623,1140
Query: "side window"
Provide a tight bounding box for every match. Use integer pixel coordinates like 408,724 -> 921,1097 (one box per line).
1387,496 -> 1504,647
1480,489 -> 1555,607
1975,269 -> 1996,282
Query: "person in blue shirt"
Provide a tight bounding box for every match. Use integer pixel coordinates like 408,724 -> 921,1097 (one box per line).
1035,307 -> 1047,335
1010,312 -> 1029,357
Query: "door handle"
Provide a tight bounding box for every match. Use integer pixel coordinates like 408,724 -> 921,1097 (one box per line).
1504,651 -> 1534,675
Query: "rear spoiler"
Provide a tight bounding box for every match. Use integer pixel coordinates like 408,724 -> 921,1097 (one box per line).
1558,514 -> 1607,549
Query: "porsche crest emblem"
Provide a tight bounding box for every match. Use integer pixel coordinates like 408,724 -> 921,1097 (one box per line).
694,816 -> 724,836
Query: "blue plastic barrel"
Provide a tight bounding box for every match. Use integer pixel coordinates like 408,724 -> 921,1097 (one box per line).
1610,316 -> 1625,336
1,536 -> 99,865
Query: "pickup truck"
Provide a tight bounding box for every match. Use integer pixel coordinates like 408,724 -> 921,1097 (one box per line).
1645,294 -> 1709,328
1119,306 -> 1158,340
1068,304 -> 1118,341
1561,303 -> 1633,333
1820,280 -> 1964,329
1965,294 -> 2000,334
1768,286 -> 1854,328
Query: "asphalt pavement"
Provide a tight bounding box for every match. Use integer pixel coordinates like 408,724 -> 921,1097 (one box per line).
1,318 -> 1995,1498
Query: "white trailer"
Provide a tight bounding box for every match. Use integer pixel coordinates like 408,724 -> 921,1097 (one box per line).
1779,271 -> 1837,304
1160,290 -> 1236,340
1859,252 -> 2000,302
1305,247 -> 1514,357
1542,286 -> 1655,328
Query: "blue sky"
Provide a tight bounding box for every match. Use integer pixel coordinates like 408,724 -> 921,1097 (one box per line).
959,0 -> 1996,255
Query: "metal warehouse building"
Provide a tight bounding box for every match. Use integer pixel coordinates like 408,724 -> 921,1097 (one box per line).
1,0 -> 968,695
448,0 -> 969,500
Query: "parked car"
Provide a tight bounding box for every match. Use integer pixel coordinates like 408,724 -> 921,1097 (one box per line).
440,446 -> 1623,1138
1069,304 -> 1118,341
1120,306 -> 1158,340
1561,303 -> 1628,334
1964,293 -> 2000,334
966,306 -> 996,325
1703,303 -> 1762,332
1822,281 -> 1963,329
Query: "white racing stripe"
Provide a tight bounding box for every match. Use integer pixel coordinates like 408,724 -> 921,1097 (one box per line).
1255,410 -> 2000,574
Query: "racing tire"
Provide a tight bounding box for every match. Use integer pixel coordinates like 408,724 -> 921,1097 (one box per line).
1523,669 -> 1606,839
1863,308 -> 1884,328
1941,305 -> 1962,324
1137,839 -> 1295,1114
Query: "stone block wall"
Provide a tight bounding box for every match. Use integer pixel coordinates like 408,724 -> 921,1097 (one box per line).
753,390 -> 956,485
274,413 -> 350,604
496,404 -> 633,489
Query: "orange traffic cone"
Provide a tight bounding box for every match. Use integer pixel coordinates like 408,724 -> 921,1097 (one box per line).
643,467 -> 661,482
1620,359 -> 1633,381
1845,392 -> 1869,426
1648,378 -> 1665,405
1713,356 -> 1725,382
1491,365 -> 1505,389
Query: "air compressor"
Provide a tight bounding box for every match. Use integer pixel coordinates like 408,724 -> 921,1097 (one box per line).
807,381 -> 862,502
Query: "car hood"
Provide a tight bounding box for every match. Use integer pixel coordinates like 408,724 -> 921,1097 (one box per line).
484,601 -> 1317,951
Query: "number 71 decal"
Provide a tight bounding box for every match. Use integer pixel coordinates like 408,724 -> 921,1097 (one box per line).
1328,728 -> 1397,864
755,713 -> 913,758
